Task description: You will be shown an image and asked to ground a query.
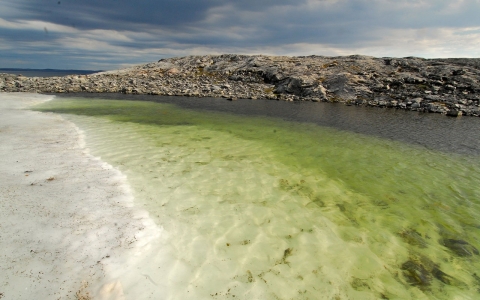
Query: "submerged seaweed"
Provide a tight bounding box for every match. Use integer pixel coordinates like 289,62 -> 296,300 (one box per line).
440,239 -> 479,257
399,229 -> 428,248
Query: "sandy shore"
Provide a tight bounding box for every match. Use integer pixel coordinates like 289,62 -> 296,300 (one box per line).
0,93 -> 161,299
3,92 -> 480,299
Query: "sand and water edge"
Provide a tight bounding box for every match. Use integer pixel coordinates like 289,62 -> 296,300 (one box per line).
0,93 -> 162,299
1,92 -> 480,299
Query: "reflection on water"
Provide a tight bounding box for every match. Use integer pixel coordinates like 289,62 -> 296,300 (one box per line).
35,97 -> 480,299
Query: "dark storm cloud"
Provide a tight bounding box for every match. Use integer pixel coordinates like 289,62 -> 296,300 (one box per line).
4,0 -> 219,29
1,0 -> 479,69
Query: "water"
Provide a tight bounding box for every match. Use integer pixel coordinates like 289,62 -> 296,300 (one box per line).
56,93 -> 480,156
0,69 -> 100,77
34,96 -> 480,299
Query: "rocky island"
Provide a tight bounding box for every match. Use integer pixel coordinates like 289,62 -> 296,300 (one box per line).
2,54 -> 480,117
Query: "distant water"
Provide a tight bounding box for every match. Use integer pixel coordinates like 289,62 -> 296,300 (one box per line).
34,96 -> 480,299
0,68 -> 101,77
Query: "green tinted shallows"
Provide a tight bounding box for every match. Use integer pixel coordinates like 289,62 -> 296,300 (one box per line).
35,97 -> 480,299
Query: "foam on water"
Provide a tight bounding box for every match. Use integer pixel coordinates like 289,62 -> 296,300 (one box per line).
33,97 -> 480,299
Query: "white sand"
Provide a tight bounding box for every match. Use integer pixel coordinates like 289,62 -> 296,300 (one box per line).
0,93 -> 162,299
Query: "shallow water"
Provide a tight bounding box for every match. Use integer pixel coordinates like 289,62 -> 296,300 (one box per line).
57,93 -> 480,156
35,97 -> 480,299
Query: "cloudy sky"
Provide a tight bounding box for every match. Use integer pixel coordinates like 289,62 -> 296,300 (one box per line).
1,0 -> 479,70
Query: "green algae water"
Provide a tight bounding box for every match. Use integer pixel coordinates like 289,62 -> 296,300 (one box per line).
35,97 -> 480,299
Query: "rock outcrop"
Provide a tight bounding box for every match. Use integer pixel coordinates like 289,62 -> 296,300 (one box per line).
2,54 -> 480,117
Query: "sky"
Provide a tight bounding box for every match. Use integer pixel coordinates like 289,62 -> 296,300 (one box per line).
1,0 -> 480,70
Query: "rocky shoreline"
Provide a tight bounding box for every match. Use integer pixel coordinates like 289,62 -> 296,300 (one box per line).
2,54 -> 480,117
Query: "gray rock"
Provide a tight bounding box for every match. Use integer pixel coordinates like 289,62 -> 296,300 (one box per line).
446,109 -> 462,117
411,102 -> 421,109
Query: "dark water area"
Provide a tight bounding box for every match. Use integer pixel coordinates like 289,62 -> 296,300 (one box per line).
55,93 -> 480,156
0,68 -> 101,77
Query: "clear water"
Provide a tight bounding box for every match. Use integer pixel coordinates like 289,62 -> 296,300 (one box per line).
58,93 -> 480,157
35,97 -> 480,299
